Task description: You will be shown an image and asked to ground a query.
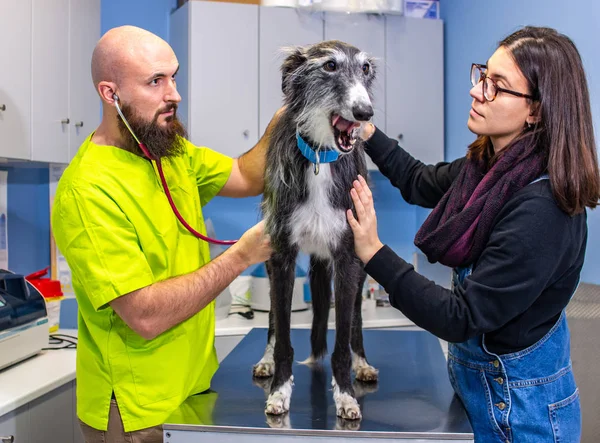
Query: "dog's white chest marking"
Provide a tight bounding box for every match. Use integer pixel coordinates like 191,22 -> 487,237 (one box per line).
290,164 -> 347,259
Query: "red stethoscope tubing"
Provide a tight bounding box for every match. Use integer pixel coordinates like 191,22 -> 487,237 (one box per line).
142,143 -> 237,246
114,96 -> 237,245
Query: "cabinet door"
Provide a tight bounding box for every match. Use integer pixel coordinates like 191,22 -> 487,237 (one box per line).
0,405 -> 31,443
325,12 -> 386,170
29,382 -> 75,443
386,17 -> 444,165
0,0 -> 32,160
170,4 -> 191,132
189,2 -> 258,158
31,0 -> 70,163
259,8 -> 323,135
69,0 -> 101,161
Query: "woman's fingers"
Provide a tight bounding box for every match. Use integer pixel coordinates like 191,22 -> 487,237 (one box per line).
353,179 -> 372,212
357,175 -> 372,199
346,209 -> 358,229
350,188 -> 366,220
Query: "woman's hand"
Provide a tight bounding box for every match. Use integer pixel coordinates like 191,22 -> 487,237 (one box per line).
358,122 -> 376,141
346,175 -> 384,264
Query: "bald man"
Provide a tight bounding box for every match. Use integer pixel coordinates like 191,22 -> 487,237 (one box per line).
51,26 -> 276,442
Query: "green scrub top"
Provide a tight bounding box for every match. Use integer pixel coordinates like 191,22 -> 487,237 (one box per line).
51,134 -> 233,432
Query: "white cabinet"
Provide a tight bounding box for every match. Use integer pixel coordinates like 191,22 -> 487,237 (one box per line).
0,0 -> 100,163
0,405 -> 30,443
172,2 -> 259,159
68,0 -> 101,161
386,16 -> 444,165
170,5 -> 444,165
258,8 -> 324,135
0,0 -> 32,160
0,381 -> 81,443
31,0 -> 71,163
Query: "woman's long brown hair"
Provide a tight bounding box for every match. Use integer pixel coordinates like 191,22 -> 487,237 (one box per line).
468,26 -> 600,216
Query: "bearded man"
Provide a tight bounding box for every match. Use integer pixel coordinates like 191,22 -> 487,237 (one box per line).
52,25 -> 276,443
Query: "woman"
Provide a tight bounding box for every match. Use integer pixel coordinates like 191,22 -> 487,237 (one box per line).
347,26 -> 599,442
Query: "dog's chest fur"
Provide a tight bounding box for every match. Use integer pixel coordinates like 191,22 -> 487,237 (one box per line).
289,164 -> 348,260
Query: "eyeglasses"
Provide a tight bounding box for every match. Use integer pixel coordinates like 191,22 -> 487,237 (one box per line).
470,63 -> 535,102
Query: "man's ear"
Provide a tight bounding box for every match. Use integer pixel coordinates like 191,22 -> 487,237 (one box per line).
280,46 -> 306,95
98,81 -> 118,104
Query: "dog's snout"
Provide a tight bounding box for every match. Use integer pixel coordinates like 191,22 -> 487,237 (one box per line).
352,104 -> 374,122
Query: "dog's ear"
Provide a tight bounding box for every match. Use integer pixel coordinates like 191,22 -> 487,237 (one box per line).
280,46 -> 307,95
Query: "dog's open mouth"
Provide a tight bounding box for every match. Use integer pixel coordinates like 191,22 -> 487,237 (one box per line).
331,114 -> 360,153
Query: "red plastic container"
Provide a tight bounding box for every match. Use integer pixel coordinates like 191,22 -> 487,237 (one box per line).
26,267 -> 63,298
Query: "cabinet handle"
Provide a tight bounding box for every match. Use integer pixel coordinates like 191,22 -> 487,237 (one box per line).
0,104 -> 6,111
1,436 -> 15,443
74,121 -> 84,127
243,130 -> 249,138
61,118 -> 70,124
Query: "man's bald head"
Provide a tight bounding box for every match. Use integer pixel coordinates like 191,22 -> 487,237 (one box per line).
91,25 -> 174,91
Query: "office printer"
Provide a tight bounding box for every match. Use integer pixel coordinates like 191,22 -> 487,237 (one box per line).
0,270 -> 48,371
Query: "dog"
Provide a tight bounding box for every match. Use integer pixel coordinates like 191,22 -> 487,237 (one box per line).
252,40 -> 379,421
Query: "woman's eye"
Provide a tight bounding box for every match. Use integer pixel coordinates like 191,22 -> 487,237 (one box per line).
362,63 -> 370,75
324,61 -> 337,72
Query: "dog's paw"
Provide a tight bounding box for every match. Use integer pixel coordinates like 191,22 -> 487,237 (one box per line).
335,393 -> 362,420
332,377 -> 362,420
265,377 -> 293,415
253,360 -> 275,378
355,364 -> 379,382
352,354 -> 379,382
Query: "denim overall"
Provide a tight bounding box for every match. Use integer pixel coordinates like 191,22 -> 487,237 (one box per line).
447,175 -> 581,443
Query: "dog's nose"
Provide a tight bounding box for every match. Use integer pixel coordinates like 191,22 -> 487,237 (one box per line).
352,104 -> 374,121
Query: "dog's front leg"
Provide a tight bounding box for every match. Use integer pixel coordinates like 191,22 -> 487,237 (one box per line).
265,249 -> 297,415
351,267 -> 379,382
331,251 -> 363,420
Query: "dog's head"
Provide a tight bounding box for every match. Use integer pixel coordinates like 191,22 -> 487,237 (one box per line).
280,40 -> 376,155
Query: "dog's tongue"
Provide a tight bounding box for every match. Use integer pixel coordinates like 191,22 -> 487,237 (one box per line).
332,114 -> 360,133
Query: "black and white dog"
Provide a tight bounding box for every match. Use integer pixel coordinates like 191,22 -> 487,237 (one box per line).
252,40 -> 379,420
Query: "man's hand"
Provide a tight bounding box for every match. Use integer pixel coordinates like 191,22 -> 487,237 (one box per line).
110,220 -> 272,341
346,175 -> 384,264
230,220 -> 273,267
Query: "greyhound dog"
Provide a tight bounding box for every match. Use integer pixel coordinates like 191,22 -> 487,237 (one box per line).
252,40 -> 379,421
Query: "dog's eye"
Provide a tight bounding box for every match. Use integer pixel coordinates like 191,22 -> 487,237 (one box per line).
324,61 -> 337,72
362,63 -> 370,75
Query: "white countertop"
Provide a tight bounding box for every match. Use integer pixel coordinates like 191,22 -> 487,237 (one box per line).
0,304 -> 411,417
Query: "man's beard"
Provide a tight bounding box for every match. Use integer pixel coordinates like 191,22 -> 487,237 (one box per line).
117,102 -> 188,159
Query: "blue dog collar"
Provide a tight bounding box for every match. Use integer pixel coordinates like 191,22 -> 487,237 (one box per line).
296,132 -> 339,164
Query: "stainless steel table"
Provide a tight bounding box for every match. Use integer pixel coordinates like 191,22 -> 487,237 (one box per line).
163,328 -> 474,442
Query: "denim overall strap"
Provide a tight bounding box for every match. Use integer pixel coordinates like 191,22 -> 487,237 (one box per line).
447,174 -> 580,442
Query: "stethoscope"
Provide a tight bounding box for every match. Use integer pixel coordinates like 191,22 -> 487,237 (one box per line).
113,93 -> 237,245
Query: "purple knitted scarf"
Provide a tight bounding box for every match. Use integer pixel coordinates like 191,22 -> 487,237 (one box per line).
414,137 -> 546,268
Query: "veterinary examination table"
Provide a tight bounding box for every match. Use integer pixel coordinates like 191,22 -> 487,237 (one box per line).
163,328 -> 474,442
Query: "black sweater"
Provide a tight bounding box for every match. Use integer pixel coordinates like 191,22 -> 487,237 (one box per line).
364,128 -> 588,354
